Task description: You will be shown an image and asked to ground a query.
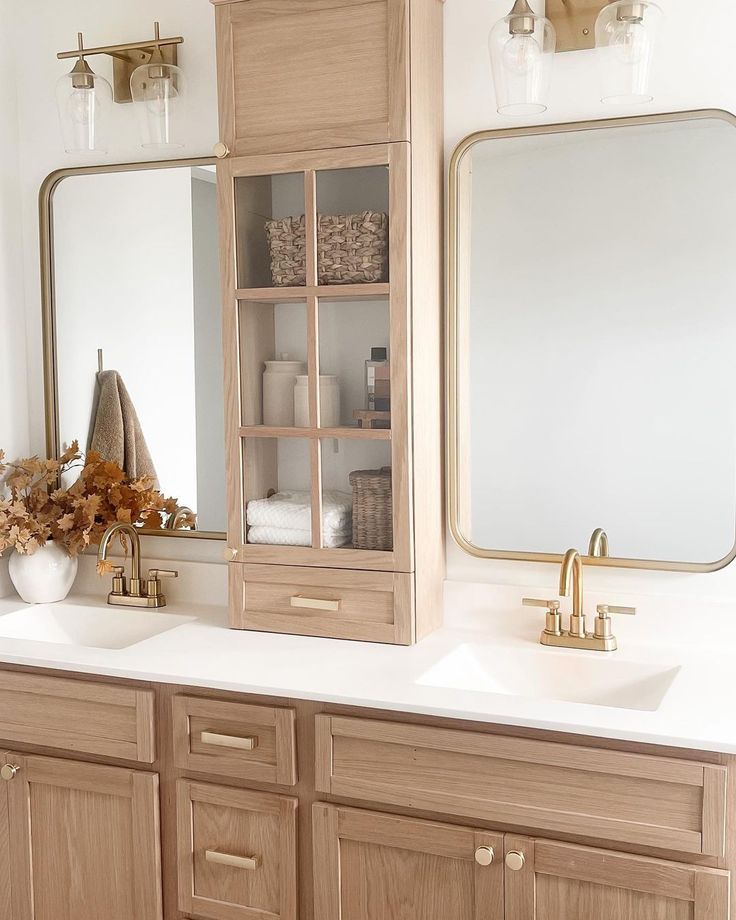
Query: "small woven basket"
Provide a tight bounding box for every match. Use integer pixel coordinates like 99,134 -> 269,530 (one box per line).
348,466 -> 393,552
265,211 -> 388,287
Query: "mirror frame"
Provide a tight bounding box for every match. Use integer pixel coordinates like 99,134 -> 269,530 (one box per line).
40,156 -> 226,541
447,108 -> 736,572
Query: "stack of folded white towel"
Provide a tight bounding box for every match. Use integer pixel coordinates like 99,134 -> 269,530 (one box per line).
246,490 -> 352,548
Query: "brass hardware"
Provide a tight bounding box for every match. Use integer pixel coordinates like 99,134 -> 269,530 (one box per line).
523,597 -> 562,637
213,142 -> 230,159
588,528 -> 609,558
0,764 -> 18,781
505,851 -> 525,871
200,731 -> 258,751
166,506 -> 196,531
508,0 -> 536,35
474,846 -> 495,866
98,523 -> 178,607
559,549 -> 585,638
39,156 -> 225,542
57,22 -> 183,104
290,596 -> 340,613
446,110 -> 736,574
544,0 -> 619,52
225,547 -> 239,562
205,850 -> 260,871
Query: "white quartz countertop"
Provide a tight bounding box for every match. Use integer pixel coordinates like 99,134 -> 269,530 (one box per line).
0,585 -> 734,755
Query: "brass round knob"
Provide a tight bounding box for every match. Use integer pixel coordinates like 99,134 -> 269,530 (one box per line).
1,764 -> 18,781
505,851 -> 525,871
224,547 -> 238,562
474,846 -> 494,866
213,141 -> 230,159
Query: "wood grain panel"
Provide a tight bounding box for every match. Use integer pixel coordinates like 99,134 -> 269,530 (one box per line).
173,695 -> 297,785
316,715 -> 727,856
177,780 -> 297,920
0,670 -> 155,762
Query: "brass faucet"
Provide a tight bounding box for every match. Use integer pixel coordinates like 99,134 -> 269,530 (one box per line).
97,522 -> 178,608
588,528 -> 609,557
523,547 -> 636,652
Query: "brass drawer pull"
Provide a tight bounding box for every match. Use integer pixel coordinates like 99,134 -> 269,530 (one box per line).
200,731 -> 258,751
290,595 -> 340,612
205,850 -> 260,870
474,846 -> 494,866
505,851 -> 525,871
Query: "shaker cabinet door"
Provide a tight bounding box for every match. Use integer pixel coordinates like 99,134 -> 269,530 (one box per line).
313,803 -> 504,920
2,751 -> 162,920
213,0 -> 409,156
504,835 -> 730,920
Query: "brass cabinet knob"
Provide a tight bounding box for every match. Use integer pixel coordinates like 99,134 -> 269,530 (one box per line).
474,846 -> 495,866
505,851 -> 525,871
224,547 -> 238,562
213,141 -> 230,159
1,764 -> 18,781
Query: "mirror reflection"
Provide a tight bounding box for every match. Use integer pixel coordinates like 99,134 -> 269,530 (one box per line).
50,163 -> 226,536
451,114 -> 736,567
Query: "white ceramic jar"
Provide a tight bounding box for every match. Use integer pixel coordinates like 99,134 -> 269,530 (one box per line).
294,375 -> 341,427
263,359 -> 306,426
8,540 -> 78,604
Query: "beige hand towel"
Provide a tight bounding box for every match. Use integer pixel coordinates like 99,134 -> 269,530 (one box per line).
88,370 -> 159,488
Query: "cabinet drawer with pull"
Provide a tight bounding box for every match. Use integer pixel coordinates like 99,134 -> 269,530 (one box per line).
177,780 -> 297,920
232,564 -> 414,644
172,696 -> 297,785
315,715 -> 728,857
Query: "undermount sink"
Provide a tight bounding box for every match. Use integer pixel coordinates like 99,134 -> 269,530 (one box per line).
0,603 -> 194,650
417,643 -> 681,712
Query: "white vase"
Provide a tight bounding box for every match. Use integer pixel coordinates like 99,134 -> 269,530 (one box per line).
8,541 -> 78,604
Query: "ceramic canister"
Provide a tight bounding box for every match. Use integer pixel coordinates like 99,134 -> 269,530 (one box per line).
294,375 -> 341,428
263,360 -> 306,426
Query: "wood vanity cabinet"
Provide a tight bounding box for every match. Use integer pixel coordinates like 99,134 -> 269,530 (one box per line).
211,0 -> 445,644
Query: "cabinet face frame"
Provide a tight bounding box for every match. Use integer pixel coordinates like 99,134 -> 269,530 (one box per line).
2,750 -> 162,920
313,803 -> 505,920
504,835 -> 731,920
217,143 -> 413,574
212,0 -> 410,157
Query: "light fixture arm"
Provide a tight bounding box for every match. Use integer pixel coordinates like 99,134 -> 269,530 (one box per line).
57,22 -> 183,103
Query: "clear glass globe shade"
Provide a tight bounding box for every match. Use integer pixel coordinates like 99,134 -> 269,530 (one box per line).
610,18 -> 649,64
502,33 -> 542,76
130,61 -> 186,149
55,69 -> 112,154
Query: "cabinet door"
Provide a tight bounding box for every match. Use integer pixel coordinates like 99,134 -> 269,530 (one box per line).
313,803 -> 504,920
212,0 -> 409,156
504,835 -> 730,920
2,751 -> 162,920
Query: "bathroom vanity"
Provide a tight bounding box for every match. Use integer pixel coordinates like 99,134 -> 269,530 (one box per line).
0,593 -> 732,920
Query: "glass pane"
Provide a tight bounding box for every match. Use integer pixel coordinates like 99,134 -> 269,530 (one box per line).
318,296 -> 390,430
238,300 -> 308,428
243,437 -> 312,546
316,166 -> 389,286
320,439 -> 393,551
235,172 -> 305,289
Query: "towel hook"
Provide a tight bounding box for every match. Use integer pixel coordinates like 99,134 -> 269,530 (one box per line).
97,348 -> 104,373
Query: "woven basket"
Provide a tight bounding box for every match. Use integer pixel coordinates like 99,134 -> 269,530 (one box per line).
348,466 -> 393,552
265,211 -> 388,287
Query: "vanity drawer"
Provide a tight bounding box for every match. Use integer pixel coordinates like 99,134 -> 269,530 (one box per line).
172,695 -> 297,785
0,669 -> 155,762
315,715 -> 728,857
232,564 -> 414,644
177,780 -> 297,920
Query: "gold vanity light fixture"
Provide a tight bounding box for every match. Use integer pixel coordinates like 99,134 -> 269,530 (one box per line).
594,1 -> 664,105
56,23 -> 185,153
488,0 -> 556,116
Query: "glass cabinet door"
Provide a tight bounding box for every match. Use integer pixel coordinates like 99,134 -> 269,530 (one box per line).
222,145 -> 410,569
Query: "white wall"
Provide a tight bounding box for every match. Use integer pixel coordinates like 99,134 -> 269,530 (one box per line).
445,0 -> 736,598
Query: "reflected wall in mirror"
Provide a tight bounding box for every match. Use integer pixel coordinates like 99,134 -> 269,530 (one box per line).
448,110 -> 736,571
42,160 -> 226,538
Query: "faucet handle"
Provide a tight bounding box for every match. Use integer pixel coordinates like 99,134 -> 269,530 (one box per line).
523,598 -> 562,637
596,604 -> 636,616
111,566 -> 127,596
146,568 -> 178,607
148,569 -> 179,580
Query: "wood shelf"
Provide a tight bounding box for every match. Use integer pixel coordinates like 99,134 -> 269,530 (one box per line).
239,426 -> 391,441
236,283 -> 390,302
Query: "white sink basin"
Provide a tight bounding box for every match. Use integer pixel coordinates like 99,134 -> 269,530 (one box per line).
0,603 -> 194,650
417,643 -> 680,712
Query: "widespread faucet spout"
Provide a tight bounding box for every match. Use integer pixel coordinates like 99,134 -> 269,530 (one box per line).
559,548 -> 586,637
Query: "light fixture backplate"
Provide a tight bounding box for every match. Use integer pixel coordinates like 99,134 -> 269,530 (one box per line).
112,44 -> 178,103
546,0 -> 607,52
